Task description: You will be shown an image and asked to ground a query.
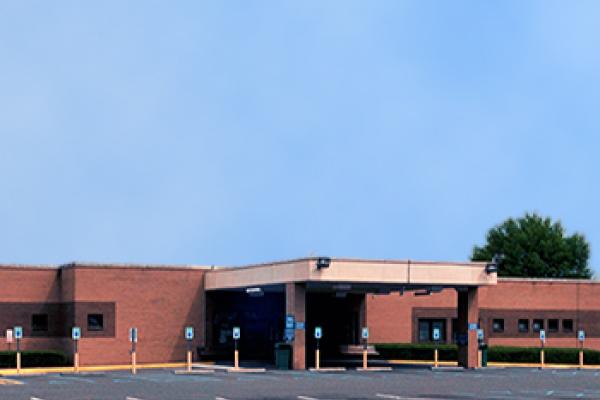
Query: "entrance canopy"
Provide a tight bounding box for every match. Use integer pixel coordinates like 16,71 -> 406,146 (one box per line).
205,257 -> 497,292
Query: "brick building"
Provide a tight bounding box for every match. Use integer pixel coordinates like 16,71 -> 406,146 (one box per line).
0,258 -> 597,368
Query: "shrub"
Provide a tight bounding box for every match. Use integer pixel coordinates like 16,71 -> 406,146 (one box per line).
0,351 -> 68,368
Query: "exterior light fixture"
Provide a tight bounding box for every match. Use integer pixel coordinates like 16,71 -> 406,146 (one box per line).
246,287 -> 264,297
316,257 -> 331,270
486,254 -> 504,274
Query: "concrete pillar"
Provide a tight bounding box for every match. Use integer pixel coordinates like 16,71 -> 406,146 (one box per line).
286,283 -> 306,370
456,287 -> 479,369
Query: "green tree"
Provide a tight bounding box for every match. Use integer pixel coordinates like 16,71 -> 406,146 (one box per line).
471,213 -> 592,278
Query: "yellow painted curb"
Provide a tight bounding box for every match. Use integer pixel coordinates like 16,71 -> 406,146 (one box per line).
0,361 -> 215,376
0,378 -> 23,385
386,359 -> 600,370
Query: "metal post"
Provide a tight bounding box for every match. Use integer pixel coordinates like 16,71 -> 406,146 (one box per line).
16,339 -> 21,374
131,341 -> 137,375
187,341 -> 192,372
315,339 -> 320,370
234,339 -> 239,369
74,340 -> 79,373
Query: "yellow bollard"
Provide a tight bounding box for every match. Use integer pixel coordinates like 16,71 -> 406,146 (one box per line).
187,350 -> 192,372
540,349 -> 545,369
478,350 -> 482,368
74,352 -> 80,373
434,348 -> 439,368
363,349 -> 368,369
579,350 -> 584,369
315,349 -> 320,370
131,351 -> 137,374
234,349 -> 239,369
16,352 -> 21,374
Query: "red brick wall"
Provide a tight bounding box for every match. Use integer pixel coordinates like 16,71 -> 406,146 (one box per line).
367,279 -> 600,350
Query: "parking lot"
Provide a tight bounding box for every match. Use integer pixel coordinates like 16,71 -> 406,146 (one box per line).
2,366 -> 600,400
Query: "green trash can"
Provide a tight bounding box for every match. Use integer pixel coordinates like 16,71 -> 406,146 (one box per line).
479,343 -> 488,367
275,342 -> 292,370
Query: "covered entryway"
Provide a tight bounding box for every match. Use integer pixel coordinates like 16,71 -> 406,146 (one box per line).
204,257 -> 497,369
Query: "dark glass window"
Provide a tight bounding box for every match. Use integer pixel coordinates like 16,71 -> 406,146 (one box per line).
518,319 -> 529,333
548,319 -> 559,332
492,319 -> 504,333
32,314 -> 48,332
563,319 -> 574,332
87,314 -> 104,331
417,319 -> 446,342
533,319 -> 544,332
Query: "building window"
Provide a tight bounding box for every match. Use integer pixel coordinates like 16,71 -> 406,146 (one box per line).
492,319 -> 505,333
548,319 -> 559,332
417,319 -> 446,342
31,314 -> 48,332
518,319 -> 529,333
563,319 -> 574,333
533,319 -> 544,332
87,314 -> 104,331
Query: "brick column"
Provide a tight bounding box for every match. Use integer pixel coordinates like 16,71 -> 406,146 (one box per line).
286,282 -> 306,370
456,287 -> 479,368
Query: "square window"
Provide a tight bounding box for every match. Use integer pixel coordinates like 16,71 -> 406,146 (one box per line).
563,319 -> 574,333
492,319 -> 504,333
87,314 -> 104,331
518,319 -> 529,333
548,319 -> 559,332
533,319 -> 544,332
31,314 -> 48,332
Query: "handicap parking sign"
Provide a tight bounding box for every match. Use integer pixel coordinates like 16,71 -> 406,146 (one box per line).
539,329 -> 546,342
578,330 -> 585,342
185,327 -> 194,340
477,329 -> 484,341
314,326 -> 322,339
233,327 -> 241,340
72,327 -> 81,340
361,327 -> 369,340
14,326 -> 23,340
432,328 -> 441,341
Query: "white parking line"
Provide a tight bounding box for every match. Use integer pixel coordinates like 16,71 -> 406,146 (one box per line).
298,396 -> 320,400
376,394 -> 437,400
215,397 -> 231,400
31,397 -> 46,400
126,397 -> 145,400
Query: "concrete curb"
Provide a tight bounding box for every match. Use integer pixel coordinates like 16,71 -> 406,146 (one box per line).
356,367 -> 393,372
308,367 -> 347,372
173,369 -> 215,375
227,367 -> 266,373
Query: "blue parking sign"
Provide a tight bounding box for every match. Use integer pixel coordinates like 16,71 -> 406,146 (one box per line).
72,327 -> 81,340
185,326 -> 194,340
314,327 -> 322,339
233,327 -> 240,340
14,326 -> 23,340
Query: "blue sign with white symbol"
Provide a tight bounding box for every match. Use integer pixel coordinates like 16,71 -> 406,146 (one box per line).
286,315 -> 295,329
539,329 -> 546,342
432,328 -> 441,341
285,327 -> 295,342
129,327 -> 138,343
233,327 -> 240,340
185,327 -> 194,340
468,323 -> 478,331
477,329 -> 484,341
72,327 -> 81,340
578,330 -> 585,342
14,326 -> 23,340
314,327 -> 322,339
362,327 -> 369,340
295,321 -> 305,330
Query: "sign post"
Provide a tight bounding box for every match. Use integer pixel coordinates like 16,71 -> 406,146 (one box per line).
361,327 -> 369,369
233,327 -> 240,369
578,330 -> 585,369
477,329 -> 484,368
129,328 -> 138,374
314,327 -> 322,370
72,327 -> 81,373
432,327 -> 441,368
539,329 -> 546,369
185,327 -> 194,372
14,326 -> 22,374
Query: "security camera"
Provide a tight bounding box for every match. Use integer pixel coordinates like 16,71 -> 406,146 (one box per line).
486,253 -> 504,274
316,257 -> 331,270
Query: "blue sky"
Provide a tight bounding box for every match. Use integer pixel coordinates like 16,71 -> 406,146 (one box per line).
1,1 -> 598,273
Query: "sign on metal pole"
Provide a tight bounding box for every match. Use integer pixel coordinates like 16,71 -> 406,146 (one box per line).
185,327 -> 194,340
6,329 -> 14,343
314,326 -> 322,339
129,328 -> 138,343
578,330 -> 585,342
72,327 -> 81,340
432,328 -> 441,341
361,327 -> 369,340
285,315 -> 295,329
477,329 -> 484,341
233,327 -> 241,340
14,326 -> 23,340
539,329 -> 546,342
